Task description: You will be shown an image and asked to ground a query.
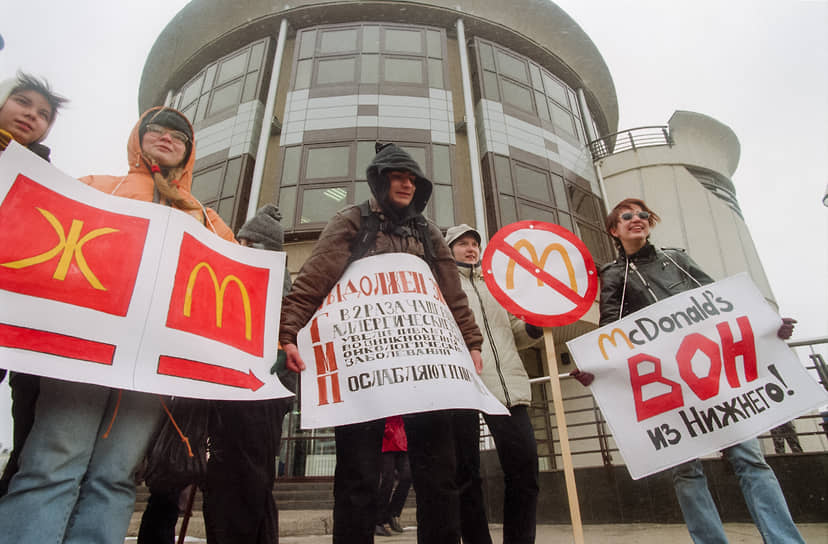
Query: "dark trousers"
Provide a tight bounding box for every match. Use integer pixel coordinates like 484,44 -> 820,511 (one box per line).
377,451 -> 412,524
334,411 -> 460,544
770,421 -> 803,453
0,373 -> 39,497
455,406 -> 539,544
137,486 -> 183,544
203,398 -> 290,544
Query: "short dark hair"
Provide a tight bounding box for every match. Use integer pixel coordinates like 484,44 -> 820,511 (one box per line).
11,72 -> 68,122
605,198 -> 660,235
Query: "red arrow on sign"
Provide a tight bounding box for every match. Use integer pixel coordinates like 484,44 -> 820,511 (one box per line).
158,355 -> 265,391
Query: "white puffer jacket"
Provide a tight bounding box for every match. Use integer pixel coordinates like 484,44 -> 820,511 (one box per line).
456,262 -> 540,407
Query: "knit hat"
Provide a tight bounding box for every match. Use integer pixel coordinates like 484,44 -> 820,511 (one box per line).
139,108 -> 194,164
237,204 -> 285,251
445,224 -> 481,247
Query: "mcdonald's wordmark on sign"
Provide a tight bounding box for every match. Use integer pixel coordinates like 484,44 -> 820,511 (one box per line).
0,174 -> 148,316
166,232 -> 269,356
481,221 -> 597,327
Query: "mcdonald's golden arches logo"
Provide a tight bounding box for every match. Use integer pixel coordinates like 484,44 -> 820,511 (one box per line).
167,233 -> 269,356
597,328 -> 634,360
481,221 -> 598,328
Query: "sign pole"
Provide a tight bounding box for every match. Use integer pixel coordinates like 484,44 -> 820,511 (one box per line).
544,327 -> 584,544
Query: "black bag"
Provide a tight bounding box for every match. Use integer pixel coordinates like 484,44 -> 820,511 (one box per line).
143,397 -> 210,491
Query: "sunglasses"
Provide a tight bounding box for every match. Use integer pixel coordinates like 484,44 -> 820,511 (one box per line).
145,123 -> 190,145
620,210 -> 650,221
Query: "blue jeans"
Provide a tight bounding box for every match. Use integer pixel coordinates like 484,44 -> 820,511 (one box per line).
0,378 -> 163,543
672,438 -> 804,544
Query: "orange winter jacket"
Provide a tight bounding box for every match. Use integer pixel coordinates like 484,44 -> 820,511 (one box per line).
80,107 -> 235,243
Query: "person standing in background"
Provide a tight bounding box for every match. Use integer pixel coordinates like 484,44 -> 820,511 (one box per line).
445,224 -> 544,544
375,415 -> 412,536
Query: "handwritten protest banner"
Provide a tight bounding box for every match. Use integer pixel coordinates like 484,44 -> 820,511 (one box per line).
297,252 -> 509,428
0,142 -> 290,401
567,273 -> 828,479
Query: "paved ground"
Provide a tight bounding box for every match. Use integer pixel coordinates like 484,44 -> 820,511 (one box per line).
125,510 -> 828,543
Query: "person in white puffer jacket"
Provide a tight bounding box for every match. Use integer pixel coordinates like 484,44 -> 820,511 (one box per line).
446,224 -> 543,544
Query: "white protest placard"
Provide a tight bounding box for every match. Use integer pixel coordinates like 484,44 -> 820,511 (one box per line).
567,273 -> 828,479
296,252 -> 508,428
0,142 -> 291,401
481,220 -> 598,327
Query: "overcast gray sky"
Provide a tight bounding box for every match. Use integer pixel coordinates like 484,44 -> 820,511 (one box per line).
1,0 -> 826,447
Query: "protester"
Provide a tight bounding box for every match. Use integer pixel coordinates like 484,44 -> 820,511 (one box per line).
445,224 -> 543,544
597,197 -> 804,544
280,142 -> 483,543
770,421 -> 803,454
375,415 -> 412,536
0,72 -> 65,161
0,72 -> 67,498
203,204 -> 296,544
0,107 -> 235,543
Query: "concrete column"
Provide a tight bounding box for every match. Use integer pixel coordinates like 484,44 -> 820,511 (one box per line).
455,18 -> 487,241
246,18 -> 288,221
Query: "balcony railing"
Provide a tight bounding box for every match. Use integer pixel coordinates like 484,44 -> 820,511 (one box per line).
271,337 -> 828,478
588,125 -> 674,161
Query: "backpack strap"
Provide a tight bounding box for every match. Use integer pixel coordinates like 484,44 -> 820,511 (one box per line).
347,201 -> 379,265
414,215 -> 436,268
347,200 -> 437,268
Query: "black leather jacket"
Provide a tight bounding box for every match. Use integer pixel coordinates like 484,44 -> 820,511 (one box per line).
598,242 -> 714,327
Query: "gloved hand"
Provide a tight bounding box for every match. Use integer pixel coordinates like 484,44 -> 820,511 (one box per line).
569,369 -> 594,387
777,317 -> 796,340
524,323 -> 544,339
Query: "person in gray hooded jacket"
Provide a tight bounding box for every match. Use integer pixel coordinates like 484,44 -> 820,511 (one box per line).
445,224 -> 543,544
597,197 -> 802,544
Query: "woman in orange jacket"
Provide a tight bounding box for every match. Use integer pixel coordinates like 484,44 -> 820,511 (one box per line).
0,107 -> 234,544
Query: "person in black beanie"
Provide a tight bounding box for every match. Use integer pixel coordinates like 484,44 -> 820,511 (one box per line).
202,204 -> 295,544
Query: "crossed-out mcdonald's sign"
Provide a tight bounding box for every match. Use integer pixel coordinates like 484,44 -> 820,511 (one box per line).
0,174 -> 148,316
167,233 -> 269,356
482,221 -> 597,328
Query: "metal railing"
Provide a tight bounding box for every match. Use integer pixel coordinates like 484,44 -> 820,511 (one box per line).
588,125 -> 674,161
273,337 -> 828,477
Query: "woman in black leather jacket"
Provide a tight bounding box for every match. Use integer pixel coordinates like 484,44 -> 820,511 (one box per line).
596,197 -> 802,544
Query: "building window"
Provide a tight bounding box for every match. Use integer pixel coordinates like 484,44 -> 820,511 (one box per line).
279,141 -> 454,233
192,156 -> 250,231
293,24 -> 447,91
474,39 -> 586,143
484,154 -> 613,265
170,39 -> 268,126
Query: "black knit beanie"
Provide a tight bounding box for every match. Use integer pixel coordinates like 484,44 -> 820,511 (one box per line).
237,204 -> 285,251
139,109 -> 194,164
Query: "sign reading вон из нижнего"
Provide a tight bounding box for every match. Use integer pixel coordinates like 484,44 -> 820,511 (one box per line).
567,274 -> 828,479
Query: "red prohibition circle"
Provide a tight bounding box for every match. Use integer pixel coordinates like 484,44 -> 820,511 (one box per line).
481,220 -> 598,327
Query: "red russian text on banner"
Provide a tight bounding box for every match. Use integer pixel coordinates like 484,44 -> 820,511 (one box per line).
166,232 -> 270,357
481,220 -> 598,327
0,174 -> 148,316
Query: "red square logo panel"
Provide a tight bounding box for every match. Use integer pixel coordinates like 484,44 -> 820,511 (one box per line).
166,233 -> 269,356
0,175 -> 148,316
